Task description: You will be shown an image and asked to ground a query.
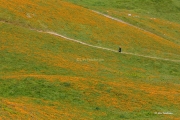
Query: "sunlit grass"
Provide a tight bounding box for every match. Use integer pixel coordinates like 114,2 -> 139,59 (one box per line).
0,0 -> 180,119
0,0 -> 180,60
0,22 -> 180,119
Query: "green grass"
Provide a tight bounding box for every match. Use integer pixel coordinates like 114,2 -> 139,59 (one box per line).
0,22 -> 180,120
0,78 -> 82,103
0,23 -> 179,82
0,75 -> 179,120
0,1 -> 180,119
0,76 -> 179,120
1,0 -> 180,61
65,0 -> 180,46
65,0 -> 180,23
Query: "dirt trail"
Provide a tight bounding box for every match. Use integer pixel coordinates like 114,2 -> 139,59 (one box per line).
38,31 -> 180,63
91,10 -> 161,37
0,20 -> 180,63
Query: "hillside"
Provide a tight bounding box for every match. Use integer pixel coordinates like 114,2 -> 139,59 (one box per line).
66,0 -> 180,45
0,0 -> 180,60
66,0 -> 180,23
0,0 -> 180,120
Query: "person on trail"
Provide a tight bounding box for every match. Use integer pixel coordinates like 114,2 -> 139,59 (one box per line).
119,46 -> 122,53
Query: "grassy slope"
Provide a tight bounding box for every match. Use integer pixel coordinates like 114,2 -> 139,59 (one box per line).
0,0 -> 180,60
106,11 -> 180,45
64,0 -> 180,23
0,20 -> 180,120
0,0 -> 180,120
65,0 -> 180,45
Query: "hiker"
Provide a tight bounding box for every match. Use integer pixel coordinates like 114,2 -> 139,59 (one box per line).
119,47 -> 122,53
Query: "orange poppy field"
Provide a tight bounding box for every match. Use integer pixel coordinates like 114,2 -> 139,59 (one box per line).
0,0 -> 180,119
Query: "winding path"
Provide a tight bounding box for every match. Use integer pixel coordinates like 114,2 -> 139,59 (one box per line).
91,10 -> 156,35
0,19 -> 180,63
91,10 -> 174,40
37,31 -> 180,63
